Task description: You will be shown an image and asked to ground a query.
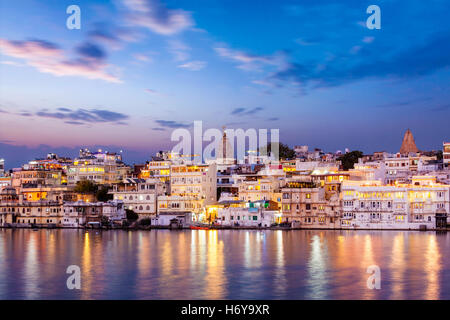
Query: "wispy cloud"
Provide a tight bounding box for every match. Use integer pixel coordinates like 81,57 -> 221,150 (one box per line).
154,120 -> 190,128
32,108 -> 129,125
0,39 -> 122,83
0,60 -> 24,66
88,25 -> 141,50
168,39 -> 190,62
122,0 -> 194,35
133,53 -> 152,62
214,45 -> 285,72
144,88 -> 159,95
362,36 -> 375,44
177,60 -> 206,71
269,32 -> 450,89
231,107 -> 264,116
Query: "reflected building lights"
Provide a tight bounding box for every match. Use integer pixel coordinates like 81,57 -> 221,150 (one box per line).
24,232 -> 39,299
390,233 -> 405,299
81,232 -> 91,299
425,235 -> 441,300
306,235 -> 329,299
273,231 -> 287,297
361,234 -> 376,300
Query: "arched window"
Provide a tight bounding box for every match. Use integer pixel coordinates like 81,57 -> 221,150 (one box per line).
139,206 -> 143,211
146,206 -> 150,210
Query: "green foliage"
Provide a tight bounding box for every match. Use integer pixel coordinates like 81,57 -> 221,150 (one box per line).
126,209 -> 139,222
260,142 -> 296,160
96,186 -> 113,202
74,180 -> 98,194
338,150 -> 364,171
74,181 -> 113,202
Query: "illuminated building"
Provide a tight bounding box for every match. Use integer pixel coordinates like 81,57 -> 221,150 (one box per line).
110,178 -> 165,219
348,160 -> 385,182
62,200 -> 125,228
0,158 -> 4,176
281,178 -> 340,228
20,185 -> 75,202
0,176 -> 11,189
157,195 -> 203,214
340,176 -> 449,230
67,149 -> 130,185
295,160 -> 340,173
139,159 -> 171,182
216,200 -> 280,227
238,176 -> 283,203
384,154 -> 437,184
12,168 -> 63,188
169,163 -> 217,204
0,187 -> 63,227
444,142 -> 450,167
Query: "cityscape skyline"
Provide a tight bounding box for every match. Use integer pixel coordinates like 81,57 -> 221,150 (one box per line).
1,0 -> 450,168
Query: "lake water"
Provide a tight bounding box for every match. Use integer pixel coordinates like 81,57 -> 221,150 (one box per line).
0,229 -> 449,300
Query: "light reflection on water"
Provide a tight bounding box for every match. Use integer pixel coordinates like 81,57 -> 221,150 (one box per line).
0,229 -> 449,300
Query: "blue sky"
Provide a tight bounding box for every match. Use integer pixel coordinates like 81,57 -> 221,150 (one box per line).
0,0 -> 449,167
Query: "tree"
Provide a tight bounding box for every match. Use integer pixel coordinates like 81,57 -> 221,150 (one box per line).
126,209 -> 139,222
260,142 -> 296,160
96,186 -> 113,202
74,180 -> 98,194
338,150 -> 363,170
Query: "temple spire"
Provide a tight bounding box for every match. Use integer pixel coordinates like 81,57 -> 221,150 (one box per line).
399,128 -> 419,154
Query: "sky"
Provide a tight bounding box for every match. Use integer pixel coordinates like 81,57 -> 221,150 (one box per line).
0,0 -> 449,168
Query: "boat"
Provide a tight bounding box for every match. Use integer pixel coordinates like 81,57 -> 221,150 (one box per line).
190,223 -> 210,230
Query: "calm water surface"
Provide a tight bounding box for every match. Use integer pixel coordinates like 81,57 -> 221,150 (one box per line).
0,229 -> 449,300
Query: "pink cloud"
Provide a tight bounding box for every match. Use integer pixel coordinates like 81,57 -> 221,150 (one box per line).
214,45 -> 287,73
122,0 -> 193,35
177,60 -> 206,71
0,39 -> 122,83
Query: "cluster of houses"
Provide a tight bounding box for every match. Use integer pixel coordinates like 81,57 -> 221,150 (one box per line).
0,130 -> 449,230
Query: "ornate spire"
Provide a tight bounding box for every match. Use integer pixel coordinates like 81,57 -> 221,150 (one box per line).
399,129 -> 419,154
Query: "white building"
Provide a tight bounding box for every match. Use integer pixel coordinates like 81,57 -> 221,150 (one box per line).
67,149 -> 130,185
340,176 -> 450,230
62,200 -> 125,228
0,158 -> 4,176
152,211 -> 193,227
444,142 -> 450,167
170,163 -> 217,205
295,160 -> 339,173
349,160 -> 385,182
0,176 -> 11,189
384,156 -> 411,184
216,201 -> 280,227
110,178 -> 165,218
238,176 -> 283,203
